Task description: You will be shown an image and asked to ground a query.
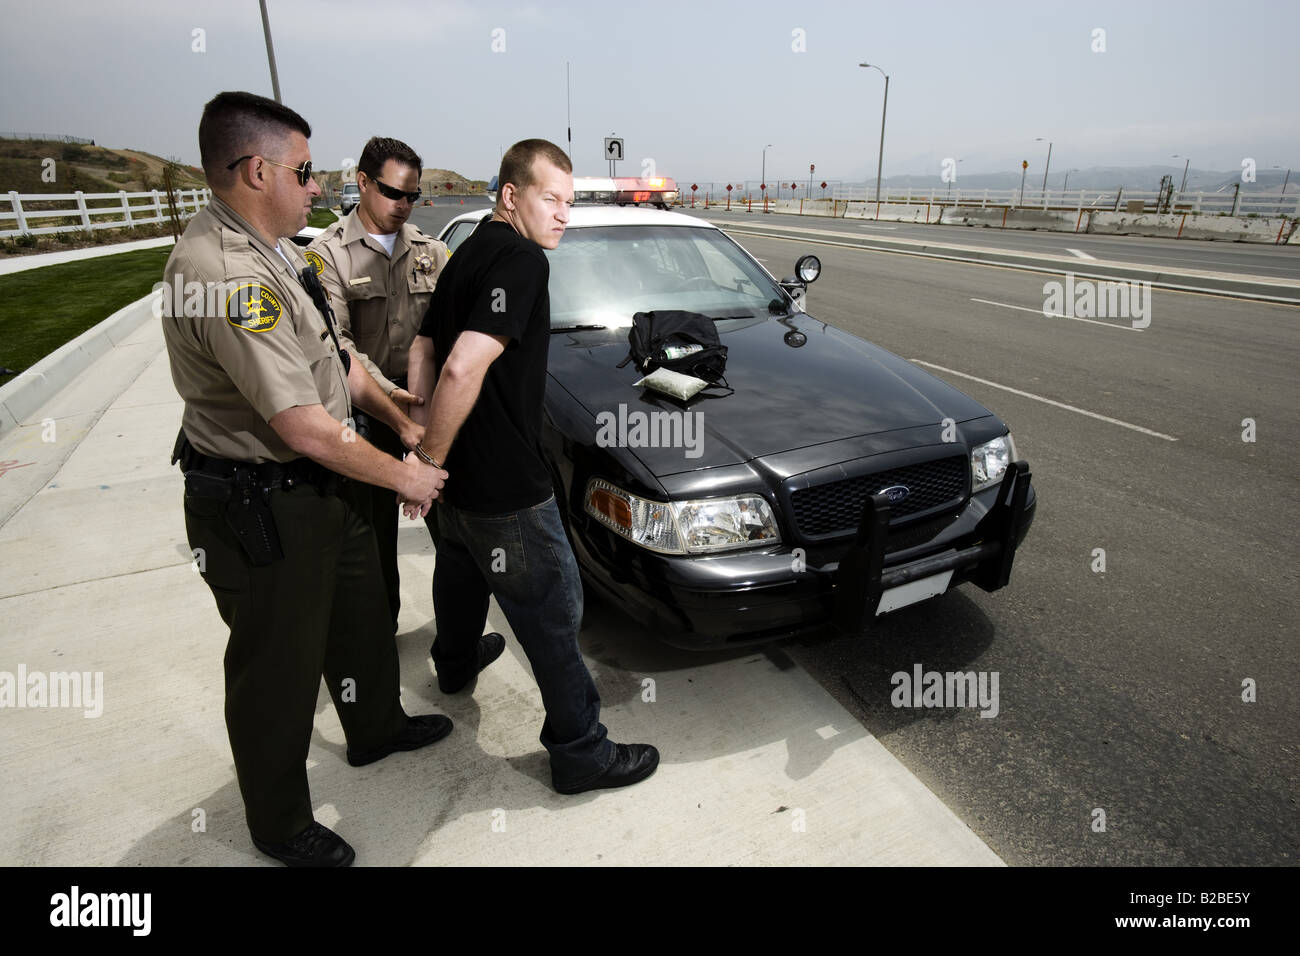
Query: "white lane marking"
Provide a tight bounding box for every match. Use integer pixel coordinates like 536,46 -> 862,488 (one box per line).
970,297 -> 1144,332
1067,247 -> 1097,260
909,359 -> 1179,441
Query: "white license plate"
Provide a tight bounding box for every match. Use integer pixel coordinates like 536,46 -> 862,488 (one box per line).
875,570 -> 954,616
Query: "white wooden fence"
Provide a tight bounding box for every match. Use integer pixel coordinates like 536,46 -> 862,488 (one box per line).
0,188 -> 212,238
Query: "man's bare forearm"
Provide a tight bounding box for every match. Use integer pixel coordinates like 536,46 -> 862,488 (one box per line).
417,330 -> 507,463
406,334 -> 436,429
270,404 -> 443,502
420,364 -> 484,464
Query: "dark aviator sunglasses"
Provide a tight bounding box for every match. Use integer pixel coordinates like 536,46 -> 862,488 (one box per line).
226,155 -> 313,186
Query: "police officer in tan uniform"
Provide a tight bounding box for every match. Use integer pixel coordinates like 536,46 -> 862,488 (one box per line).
308,137 -> 448,630
162,91 -> 452,867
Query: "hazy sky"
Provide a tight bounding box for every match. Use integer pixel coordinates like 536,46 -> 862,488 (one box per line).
2,0 -> 1297,188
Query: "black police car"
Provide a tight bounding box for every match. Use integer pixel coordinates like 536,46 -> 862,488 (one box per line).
438,206 -> 1036,649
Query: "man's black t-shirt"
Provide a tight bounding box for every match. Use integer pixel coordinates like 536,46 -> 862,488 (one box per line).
417,219 -> 552,513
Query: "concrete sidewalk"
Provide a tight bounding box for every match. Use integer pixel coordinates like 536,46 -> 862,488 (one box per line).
0,236 -> 177,276
0,312 -> 1001,867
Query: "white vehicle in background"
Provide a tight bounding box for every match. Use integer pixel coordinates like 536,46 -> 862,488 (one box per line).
340,181 -> 360,214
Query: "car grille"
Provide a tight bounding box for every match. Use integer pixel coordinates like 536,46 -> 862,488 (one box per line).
790,455 -> 967,538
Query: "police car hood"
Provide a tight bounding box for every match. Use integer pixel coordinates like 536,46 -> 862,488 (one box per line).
546,314 -> 991,477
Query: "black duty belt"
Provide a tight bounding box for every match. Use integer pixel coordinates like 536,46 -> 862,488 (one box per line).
172,431 -> 344,495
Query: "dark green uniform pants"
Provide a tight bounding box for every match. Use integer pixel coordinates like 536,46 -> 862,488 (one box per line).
184,482 -> 408,843
343,418 -> 404,631
343,418 -> 442,631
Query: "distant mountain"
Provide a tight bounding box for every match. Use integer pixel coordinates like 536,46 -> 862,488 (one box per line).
314,166 -> 488,197
0,138 -> 206,193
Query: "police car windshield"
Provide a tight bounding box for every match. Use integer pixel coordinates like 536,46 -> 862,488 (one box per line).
544,225 -> 783,328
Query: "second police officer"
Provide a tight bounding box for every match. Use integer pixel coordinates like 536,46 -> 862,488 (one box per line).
308,137 -> 460,632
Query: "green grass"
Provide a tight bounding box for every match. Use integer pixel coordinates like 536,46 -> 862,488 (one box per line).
0,247 -> 170,373
306,207 -> 338,228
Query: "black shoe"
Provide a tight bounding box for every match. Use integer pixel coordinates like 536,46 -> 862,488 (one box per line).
554,743 -> 660,795
252,822 -> 355,867
435,632 -> 507,694
346,713 -> 454,767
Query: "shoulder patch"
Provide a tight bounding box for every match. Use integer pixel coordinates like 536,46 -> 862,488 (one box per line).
226,283 -> 283,333
303,249 -> 326,276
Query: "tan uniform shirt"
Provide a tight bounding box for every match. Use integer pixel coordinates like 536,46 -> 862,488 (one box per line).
306,212 -> 448,395
161,195 -> 351,464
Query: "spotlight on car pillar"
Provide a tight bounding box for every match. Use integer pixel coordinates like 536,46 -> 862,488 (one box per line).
795,255 -> 821,284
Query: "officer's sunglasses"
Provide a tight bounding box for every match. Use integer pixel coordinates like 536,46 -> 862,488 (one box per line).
226,155 -> 314,186
367,176 -> 422,204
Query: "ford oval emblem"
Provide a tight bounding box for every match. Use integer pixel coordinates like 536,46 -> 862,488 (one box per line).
879,484 -> 910,503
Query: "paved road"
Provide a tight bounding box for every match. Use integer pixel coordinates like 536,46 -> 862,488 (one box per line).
692,206 -> 1300,279
408,198 -> 491,238
726,228 -> 1300,865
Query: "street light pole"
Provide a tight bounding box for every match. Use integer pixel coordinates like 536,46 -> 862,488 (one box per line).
259,0 -> 281,103
1172,155 -> 1190,195
761,143 -> 773,208
1273,165 -> 1292,216
860,62 -> 889,219
1035,137 -> 1052,195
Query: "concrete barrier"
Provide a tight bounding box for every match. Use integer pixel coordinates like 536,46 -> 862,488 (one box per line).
753,199 -> 1298,244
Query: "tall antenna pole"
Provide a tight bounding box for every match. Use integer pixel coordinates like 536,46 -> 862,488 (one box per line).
566,62 -> 572,163
260,0 -> 282,103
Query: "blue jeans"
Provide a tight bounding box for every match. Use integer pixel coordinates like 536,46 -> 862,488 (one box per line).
430,495 -> 615,788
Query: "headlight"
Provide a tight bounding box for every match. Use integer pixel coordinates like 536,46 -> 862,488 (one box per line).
970,434 -> 1016,492
585,479 -> 781,554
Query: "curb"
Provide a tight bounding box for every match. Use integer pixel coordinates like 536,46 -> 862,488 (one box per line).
0,291 -> 159,437
706,216 -> 1300,305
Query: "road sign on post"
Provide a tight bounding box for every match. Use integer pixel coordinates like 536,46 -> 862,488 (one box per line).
605,136 -> 624,176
